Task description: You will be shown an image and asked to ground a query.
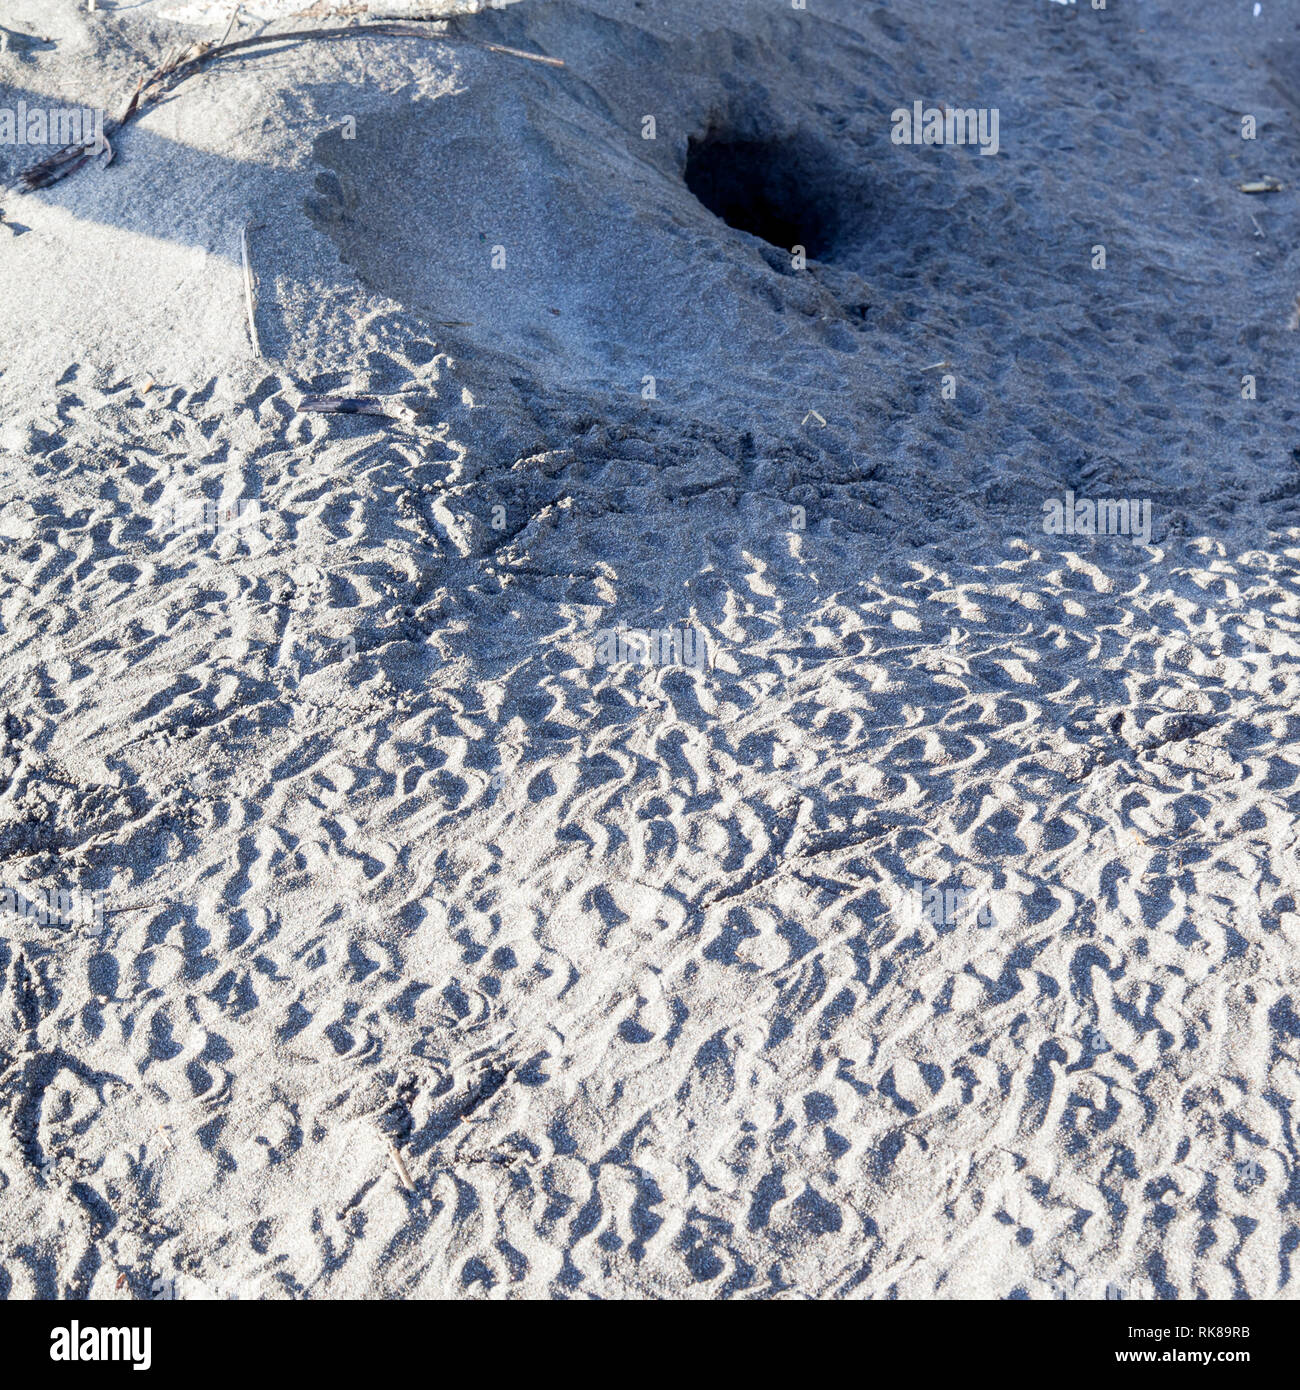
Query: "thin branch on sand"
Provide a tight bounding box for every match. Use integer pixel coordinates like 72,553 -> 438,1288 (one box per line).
18,21 -> 564,192
240,223 -> 262,358
386,1138 -> 416,1193
298,394 -> 421,421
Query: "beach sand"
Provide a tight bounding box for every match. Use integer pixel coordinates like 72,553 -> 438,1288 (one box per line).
0,0 -> 1298,1300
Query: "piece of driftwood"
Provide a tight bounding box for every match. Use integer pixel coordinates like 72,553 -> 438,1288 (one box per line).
18,21 -> 564,192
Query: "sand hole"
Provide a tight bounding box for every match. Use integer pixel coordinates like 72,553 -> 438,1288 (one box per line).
683,130 -> 844,260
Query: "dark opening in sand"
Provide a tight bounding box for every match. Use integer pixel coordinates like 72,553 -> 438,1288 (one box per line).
683,130 -> 842,260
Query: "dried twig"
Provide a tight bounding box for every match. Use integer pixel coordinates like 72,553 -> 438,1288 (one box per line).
19,141 -> 103,191
386,1138 -> 415,1192
479,41 -> 565,68
239,223 -> 262,358
218,4 -> 242,49
18,21 -> 564,192
298,394 -> 422,421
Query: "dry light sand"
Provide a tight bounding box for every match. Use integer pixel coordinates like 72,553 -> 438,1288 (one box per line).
1,0 -> 1299,1300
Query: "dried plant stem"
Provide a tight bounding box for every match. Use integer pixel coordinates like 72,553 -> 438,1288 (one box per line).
386,1139 -> 416,1192
240,223 -> 262,358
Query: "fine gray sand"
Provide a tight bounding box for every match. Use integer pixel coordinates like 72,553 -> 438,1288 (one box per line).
1,0 -> 1299,1300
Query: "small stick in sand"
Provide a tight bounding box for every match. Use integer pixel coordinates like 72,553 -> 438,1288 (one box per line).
386,1138 -> 415,1192
479,41 -> 566,69
298,394 -> 420,423
218,4 -> 242,49
240,223 -> 262,358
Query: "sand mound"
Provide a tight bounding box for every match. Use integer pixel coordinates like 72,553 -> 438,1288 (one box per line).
0,0 -> 1298,1301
